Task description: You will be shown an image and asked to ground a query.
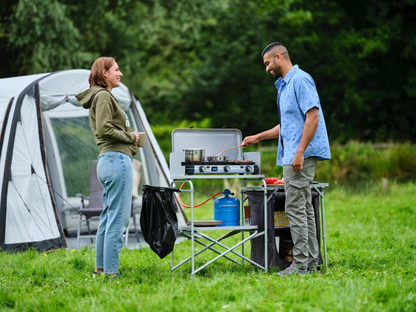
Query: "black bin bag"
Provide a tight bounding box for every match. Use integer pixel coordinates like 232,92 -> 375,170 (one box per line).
140,185 -> 180,259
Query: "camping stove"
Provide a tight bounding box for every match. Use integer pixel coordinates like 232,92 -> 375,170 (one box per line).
181,160 -> 258,175
169,128 -> 261,178
170,157 -> 260,176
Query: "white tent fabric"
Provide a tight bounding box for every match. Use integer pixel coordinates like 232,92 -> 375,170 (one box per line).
0,69 -> 186,252
0,73 -> 47,120
6,94 -> 60,243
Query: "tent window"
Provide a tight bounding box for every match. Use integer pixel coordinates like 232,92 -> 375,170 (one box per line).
49,116 -> 98,197
48,109 -> 162,198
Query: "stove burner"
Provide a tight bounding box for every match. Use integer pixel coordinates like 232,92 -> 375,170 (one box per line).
182,160 -> 259,175
182,160 -> 255,166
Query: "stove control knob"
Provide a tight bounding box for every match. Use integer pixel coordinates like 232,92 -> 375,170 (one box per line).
245,166 -> 253,172
223,166 -> 231,172
199,166 -> 206,173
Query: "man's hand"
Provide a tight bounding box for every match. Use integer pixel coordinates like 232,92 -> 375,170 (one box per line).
134,132 -> 140,145
293,108 -> 318,172
241,135 -> 259,147
241,125 -> 280,147
292,151 -> 304,172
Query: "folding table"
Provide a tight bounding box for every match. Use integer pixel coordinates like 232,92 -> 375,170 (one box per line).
170,175 -> 270,275
242,182 -> 329,267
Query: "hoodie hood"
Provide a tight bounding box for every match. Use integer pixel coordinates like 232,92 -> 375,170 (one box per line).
76,86 -> 108,109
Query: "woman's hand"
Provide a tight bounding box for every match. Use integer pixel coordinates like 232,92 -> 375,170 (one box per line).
134,132 -> 140,145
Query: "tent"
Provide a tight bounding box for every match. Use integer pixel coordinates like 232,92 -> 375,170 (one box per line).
0,69 -> 187,252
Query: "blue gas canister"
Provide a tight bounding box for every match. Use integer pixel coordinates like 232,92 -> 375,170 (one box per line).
214,189 -> 240,226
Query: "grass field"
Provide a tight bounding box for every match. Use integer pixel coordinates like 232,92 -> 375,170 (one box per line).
1,181 -> 415,311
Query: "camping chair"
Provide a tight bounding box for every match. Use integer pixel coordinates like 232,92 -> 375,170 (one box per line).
76,160 -> 141,248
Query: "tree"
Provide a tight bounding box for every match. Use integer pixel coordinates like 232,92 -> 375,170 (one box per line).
2,0 -> 416,142
7,0 -> 97,75
280,0 -> 416,142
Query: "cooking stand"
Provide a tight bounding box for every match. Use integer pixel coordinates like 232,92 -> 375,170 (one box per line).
241,182 -> 329,267
170,175 -> 269,275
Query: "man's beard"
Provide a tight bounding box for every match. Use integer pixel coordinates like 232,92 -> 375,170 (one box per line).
272,70 -> 282,79
271,62 -> 282,79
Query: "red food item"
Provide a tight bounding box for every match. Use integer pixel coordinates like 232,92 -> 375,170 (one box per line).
264,177 -> 278,184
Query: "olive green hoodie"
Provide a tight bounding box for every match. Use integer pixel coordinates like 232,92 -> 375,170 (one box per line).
76,86 -> 138,159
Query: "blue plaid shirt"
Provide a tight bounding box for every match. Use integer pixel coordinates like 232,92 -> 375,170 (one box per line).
274,65 -> 330,166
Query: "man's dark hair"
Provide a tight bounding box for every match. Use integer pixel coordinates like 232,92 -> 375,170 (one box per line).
261,42 -> 283,57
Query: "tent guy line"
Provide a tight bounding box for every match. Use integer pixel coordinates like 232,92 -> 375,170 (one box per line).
22,118 -> 98,248
20,120 -> 55,235
10,179 -> 54,251
33,172 -> 100,233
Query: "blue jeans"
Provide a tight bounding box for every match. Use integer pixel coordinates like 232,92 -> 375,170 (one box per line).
95,152 -> 133,274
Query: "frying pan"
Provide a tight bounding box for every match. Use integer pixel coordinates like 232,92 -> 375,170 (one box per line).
206,145 -> 242,161
206,156 -> 229,161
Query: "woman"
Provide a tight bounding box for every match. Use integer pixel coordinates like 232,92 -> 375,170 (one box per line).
76,57 -> 139,278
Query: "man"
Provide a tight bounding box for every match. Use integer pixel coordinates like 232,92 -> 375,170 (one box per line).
242,42 -> 330,275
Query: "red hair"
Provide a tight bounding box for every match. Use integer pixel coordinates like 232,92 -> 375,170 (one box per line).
88,57 -> 115,88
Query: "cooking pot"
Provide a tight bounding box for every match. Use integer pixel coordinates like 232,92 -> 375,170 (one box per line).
183,148 -> 205,161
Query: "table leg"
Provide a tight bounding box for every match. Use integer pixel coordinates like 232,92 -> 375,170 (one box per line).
320,188 -> 328,267
193,231 -> 264,274
171,249 -> 174,270
241,183 -> 246,265
184,180 -> 195,274
263,179 -> 268,272
178,232 -> 241,265
312,186 -> 328,268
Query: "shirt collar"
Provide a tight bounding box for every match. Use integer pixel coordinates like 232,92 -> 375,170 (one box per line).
274,65 -> 299,89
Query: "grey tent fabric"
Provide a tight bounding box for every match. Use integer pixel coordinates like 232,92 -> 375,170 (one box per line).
247,189 -> 323,270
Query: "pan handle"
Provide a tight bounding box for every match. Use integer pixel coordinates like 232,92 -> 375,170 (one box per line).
216,145 -> 242,157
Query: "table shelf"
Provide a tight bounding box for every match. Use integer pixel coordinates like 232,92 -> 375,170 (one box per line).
274,225 -> 291,230
180,225 -> 259,231
171,175 -> 269,275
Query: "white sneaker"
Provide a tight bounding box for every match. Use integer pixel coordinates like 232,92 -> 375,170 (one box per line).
276,264 -> 306,276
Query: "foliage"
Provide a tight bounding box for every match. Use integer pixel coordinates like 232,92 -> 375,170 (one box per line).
151,118 -> 212,159
152,122 -> 416,185
7,0 -> 97,74
1,182 -> 416,311
287,0 -> 416,142
150,118 -> 212,140
1,0 -> 416,142
315,141 -> 416,183
250,141 -> 416,184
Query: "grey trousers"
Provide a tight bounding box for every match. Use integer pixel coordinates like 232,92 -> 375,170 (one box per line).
283,157 -> 319,270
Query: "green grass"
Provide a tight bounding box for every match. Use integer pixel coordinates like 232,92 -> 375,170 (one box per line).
1,181 -> 416,311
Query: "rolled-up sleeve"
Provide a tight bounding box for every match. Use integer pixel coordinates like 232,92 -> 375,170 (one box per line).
296,77 -> 321,115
